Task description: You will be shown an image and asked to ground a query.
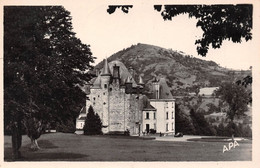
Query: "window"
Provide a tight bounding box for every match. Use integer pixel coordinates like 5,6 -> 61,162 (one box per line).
154,112 -> 156,119
103,92 -> 105,95
154,123 -> 156,130
146,112 -> 149,119
172,122 -> 174,130
104,84 -> 107,88
166,123 -> 168,131
166,112 -> 168,119
172,111 -> 174,119
93,97 -> 96,101
110,88 -> 112,91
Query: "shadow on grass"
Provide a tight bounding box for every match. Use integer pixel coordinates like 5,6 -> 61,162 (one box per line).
23,152 -> 88,161
23,139 -> 59,149
5,149 -> 88,161
4,139 -> 88,161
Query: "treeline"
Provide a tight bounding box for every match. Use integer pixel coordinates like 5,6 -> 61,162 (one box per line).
175,104 -> 252,137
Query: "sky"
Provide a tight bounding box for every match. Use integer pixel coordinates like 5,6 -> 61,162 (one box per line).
62,2 -> 257,70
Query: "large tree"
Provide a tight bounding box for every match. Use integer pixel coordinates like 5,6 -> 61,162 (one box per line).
215,82 -> 250,122
4,6 -> 94,159
215,82 -> 250,138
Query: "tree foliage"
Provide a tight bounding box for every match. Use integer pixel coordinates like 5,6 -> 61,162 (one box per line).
236,75 -> 252,104
107,5 -> 133,14
190,109 -> 216,136
4,6 -> 94,158
215,82 -> 250,121
154,5 -> 252,56
175,104 -> 195,135
84,106 -> 102,135
56,119 -> 76,133
215,122 -> 252,137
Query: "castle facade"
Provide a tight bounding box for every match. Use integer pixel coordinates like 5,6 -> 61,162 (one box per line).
76,59 -> 175,136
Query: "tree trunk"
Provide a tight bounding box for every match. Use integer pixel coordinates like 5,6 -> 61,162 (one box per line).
11,122 -> 22,160
230,120 -> 235,141
30,138 -> 41,150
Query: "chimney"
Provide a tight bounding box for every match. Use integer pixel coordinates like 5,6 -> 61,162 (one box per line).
152,77 -> 160,99
113,64 -> 120,79
125,76 -> 132,94
129,67 -> 135,79
113,64 -> 120,84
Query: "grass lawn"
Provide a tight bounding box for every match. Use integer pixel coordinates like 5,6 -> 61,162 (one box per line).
4,132 -> 252,161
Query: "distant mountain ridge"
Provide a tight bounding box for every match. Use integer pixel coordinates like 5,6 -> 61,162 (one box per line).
94,43 -> 251,96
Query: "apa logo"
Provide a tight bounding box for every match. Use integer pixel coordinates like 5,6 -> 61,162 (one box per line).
223,140 -> 239,153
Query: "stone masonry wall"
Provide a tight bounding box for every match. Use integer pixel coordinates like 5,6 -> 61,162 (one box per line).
109,84 -> 126,132
90,86 -> 144,135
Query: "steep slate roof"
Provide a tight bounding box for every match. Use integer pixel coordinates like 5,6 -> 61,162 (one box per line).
92,60 -> 138,88
148,77 -> 173,99
142,95 -> 156,111
158,78 -> 173,99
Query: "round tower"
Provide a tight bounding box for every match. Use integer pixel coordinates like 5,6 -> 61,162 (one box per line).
100,58 -> 111,134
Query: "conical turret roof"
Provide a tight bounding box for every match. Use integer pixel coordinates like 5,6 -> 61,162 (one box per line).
126,76 -> 132,83
138,76 -> 144,85
101,58 -> 111,76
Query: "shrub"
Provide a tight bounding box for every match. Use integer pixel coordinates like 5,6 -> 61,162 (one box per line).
56,120 -> 76,133
175,104 -> 195,135
124,129 -> 130,136
215,122 -> 252,137
83,105 -> 102,135
149,129 -> 156,134
190,109 -> 215,136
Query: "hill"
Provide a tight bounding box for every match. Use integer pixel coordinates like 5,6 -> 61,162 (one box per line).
94,43 -> 251,96
91,43 -> 252,136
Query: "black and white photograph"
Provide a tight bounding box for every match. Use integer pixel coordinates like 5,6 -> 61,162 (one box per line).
1,0 -> 260,167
